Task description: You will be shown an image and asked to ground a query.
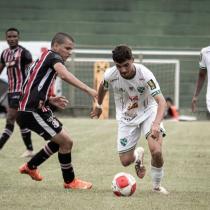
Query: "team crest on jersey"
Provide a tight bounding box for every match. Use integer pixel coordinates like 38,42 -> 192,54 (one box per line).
120,138 -> 128,146
147,79 -> 156,90
137,86 -> 145,94
103,80 -> 109,89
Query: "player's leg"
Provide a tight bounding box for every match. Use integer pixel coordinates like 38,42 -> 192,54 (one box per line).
117,122 -> 146,178
142,110 -> 169,194
17,111 -> 60,181
17,110 -> 92,189
0,107 -> 16,149
19,127 -> 35,157
52,129 -> 92,189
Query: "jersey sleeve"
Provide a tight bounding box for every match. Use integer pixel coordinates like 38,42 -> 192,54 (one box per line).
22,49 -> 33,65
142,65 -> 161,97
199,49 -> 207,70
49,52 -> 64,67
103,69 -> 112,90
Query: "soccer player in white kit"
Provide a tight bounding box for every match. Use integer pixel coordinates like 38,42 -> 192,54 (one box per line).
192,46 -> 210,113
91,45 -> 169,194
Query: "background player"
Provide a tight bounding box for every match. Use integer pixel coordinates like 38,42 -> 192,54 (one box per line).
192,46 -> 210,113
91,45 -> 169,194
0,28 -> 34,157
17,32 -> 97,189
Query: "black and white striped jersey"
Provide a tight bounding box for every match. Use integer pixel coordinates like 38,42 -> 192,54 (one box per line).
19,50 -> 64,111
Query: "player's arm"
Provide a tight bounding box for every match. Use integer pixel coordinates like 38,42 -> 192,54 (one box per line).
22,49 -> 33,69
0,52 -> 5,74
54,62 -> 97,100
192,68 -> 207,112
90,81 -> 108,118
0,63 -> 5,74
151,93 -> 166,140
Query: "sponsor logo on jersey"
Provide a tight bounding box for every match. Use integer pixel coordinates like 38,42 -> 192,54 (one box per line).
147,79 -> 156,90
47,116 -> 59,128
119,88 -> 125,92
137,86 -> 145,94
6,61 -> 16,67
120,138 -> 128,146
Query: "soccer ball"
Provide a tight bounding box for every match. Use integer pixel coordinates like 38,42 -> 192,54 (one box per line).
111,172 -> 136,196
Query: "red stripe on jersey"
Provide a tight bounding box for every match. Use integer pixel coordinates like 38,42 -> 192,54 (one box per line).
20,51 -> 50,111
15,49 -> 23,92
8,51 -> 14,92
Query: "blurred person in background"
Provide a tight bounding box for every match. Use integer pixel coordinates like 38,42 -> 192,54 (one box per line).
0,28 -> 34,157
91,45 -> 169,195
164,97 -> 179,120
192,46 -> 210,113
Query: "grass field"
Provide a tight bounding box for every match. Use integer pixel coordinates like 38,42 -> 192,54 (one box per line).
0,118 -> 210,210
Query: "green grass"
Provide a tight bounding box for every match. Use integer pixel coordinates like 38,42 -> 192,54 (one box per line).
0,118 -> 210,210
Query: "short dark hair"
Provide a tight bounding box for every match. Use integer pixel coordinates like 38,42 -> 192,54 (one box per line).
51,32 -> 74,47
165,97 -> 173,104
112,45 -> 133,63
6,28 -> 20,35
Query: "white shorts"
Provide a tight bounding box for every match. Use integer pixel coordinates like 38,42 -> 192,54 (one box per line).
117,109 -> 166,154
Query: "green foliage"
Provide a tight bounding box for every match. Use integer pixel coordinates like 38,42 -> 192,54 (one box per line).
0,119 -> 209,210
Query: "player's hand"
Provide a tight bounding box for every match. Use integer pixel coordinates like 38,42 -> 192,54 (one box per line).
90,107 -> 102,119
150,122 -> 160,140
49,96 -> 69,109
191,96 -> 197,112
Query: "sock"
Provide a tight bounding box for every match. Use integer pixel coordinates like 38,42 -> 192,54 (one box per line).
20,128 -> 33,151
151,166 -> 164,189
58,152 -> 75,183
27,141 -> 59,169
0,123 -> 14,149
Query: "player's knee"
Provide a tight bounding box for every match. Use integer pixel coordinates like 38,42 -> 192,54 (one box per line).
63,137 -> 73,150
120,158 -> 132,167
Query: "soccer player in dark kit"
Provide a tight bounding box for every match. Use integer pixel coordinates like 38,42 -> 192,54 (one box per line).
17,32 -> 97,189
0,28 -> 34,157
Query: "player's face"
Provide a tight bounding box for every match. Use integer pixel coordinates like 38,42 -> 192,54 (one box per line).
115,59 -> 135,79
55,39 -> 74,61
6,31 -> 19,48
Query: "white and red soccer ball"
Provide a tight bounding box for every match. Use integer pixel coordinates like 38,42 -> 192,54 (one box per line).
111,172 -> 136,196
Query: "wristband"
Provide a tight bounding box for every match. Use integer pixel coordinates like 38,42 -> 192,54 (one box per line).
96,103 -> 102,109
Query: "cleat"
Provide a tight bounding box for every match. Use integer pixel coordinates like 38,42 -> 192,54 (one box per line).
153,186 -> 169,195
134,147 -> 146,179
64,178 -> 92,189
19,163 -> 43,181
20,150 -> 36,158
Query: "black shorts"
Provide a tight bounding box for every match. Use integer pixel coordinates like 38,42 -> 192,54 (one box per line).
16,108 -> 63,140
8,92 -> 21,109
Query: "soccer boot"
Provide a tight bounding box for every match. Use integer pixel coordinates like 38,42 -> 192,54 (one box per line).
64,178 -> 92,189
19,163 -> 43,181
134,147 -> 146,179
20,150 -> 36,158
152,186 -> 169,195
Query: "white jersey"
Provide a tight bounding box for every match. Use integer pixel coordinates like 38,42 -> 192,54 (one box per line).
199,46 -> 210,109
103,63 -> 161,125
